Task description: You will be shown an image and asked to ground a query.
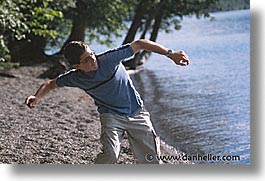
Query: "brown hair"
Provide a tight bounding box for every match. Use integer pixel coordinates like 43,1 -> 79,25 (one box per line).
64,41 -> 86,65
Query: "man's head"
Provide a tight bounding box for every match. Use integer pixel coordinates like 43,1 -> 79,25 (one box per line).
64,41 -> 98,72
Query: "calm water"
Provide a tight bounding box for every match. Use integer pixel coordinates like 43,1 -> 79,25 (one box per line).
131,10 -> 250,164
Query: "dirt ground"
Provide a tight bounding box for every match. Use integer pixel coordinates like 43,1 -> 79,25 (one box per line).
0,64 -> 190,164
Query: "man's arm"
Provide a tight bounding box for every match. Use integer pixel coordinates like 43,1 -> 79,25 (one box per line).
130,39 -> 190,66
25,79 -> 58,109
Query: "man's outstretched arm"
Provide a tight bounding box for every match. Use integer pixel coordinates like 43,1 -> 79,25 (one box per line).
130,39 -> 190,66
25,79 -> 58,109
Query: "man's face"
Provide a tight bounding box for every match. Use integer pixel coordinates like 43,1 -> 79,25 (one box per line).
73,45 -> 98,72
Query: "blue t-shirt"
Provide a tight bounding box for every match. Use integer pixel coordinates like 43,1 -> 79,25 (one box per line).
56,44 -> 144,116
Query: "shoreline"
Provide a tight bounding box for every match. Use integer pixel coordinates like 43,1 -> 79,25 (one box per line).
0,64 -> 190,164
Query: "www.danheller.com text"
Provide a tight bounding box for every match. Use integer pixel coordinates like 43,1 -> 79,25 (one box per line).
145,153 -> 241,163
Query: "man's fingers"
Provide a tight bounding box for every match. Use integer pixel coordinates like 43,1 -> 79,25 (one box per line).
28,101 -> 36,109
177,62 -> 186,66
177,59 -> 189,66
183,59 -> 190,65
29,104 -> 35,109
25,98 -> 28,105
179,62 -> 188,66
25,96 -> 37,109
25,96 -> 30,105
26,99 -> 33,108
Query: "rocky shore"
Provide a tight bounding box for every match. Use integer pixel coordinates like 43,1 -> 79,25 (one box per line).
0,64 -> 190,164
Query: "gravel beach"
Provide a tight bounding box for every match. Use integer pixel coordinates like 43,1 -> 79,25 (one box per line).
0,64 -> 190,164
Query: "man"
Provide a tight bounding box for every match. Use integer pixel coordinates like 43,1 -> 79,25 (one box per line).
25,39 -> 190,164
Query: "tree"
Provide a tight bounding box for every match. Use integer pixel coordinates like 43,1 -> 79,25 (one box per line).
1,0 -> 137,71
0,0 -> 69,64
1,0 -> 220,68
122,0 -> 220,69
56,0 -> 135,54
0,0 -> 29,62
122,0 -> 153,44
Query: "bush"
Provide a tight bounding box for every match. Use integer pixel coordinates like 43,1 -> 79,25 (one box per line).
0,61 -> 20,71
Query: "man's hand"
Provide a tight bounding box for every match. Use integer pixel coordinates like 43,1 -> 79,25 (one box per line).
169,50 -> 190,66
24,79 -> 58,109
25,95 -> 40,109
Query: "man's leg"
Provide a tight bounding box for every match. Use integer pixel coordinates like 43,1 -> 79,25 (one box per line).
95,113 -> 125,164
126,110 -> 161,164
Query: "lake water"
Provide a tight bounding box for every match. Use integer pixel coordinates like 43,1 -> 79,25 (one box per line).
131,10 -> 250,164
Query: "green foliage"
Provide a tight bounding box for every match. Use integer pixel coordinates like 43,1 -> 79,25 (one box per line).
30,6 -> 62,38
0,0 -> 27,61
0,61 -> 20,71
73,0 -> 135,45
159,0 -> 219,32
1,0 -> 245,64
0,0 -> 29,40
0,0 -> 68,62
210,0 -> 250,11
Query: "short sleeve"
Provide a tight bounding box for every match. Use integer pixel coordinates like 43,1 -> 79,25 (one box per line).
56,69 -> 80,88
97,44 -> 134,67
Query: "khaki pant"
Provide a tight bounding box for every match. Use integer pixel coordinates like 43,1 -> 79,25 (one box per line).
95,109 -> 160,164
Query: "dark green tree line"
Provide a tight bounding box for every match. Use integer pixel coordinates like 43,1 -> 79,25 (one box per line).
0,0 -> 223,68
0,0 -> 72,63
0,0 -> 134,64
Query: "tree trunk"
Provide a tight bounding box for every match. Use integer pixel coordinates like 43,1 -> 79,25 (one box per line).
122,0 -> 149,45
150,9 -> 164,42
56,17 -> 86,55
123,0 -> 155,69
56,0 -> 86,55
135,7 -> 164,65
9,35 -> 46,65
123,1 -> 165,69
